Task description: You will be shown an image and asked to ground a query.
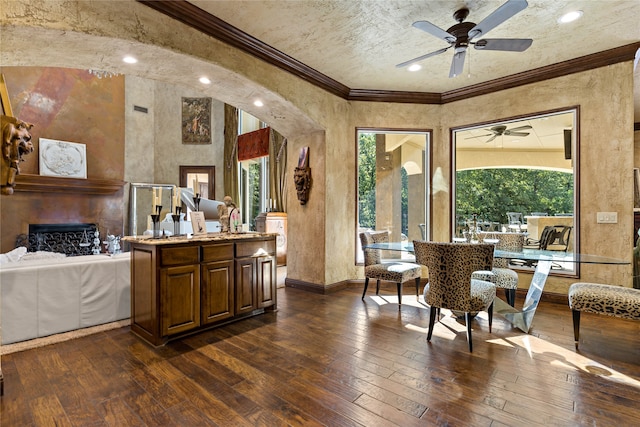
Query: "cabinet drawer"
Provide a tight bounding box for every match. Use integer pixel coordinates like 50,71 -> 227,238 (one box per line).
202,243 -> 234,262
236,239 -> 276,258
160,246 -> 199,267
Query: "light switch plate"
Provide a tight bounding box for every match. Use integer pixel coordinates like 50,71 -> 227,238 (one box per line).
596,212 -> 618,223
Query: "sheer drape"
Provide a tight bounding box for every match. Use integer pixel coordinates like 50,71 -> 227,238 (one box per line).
223,104 -> 239,203
269,129 -> 287,212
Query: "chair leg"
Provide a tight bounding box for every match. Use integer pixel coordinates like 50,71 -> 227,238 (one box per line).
396,282 -> 402,308
427,306 -> 437,341
375,279 -> 380,295
572,309 -> 581,349
487,302 -> 494,333
465,312 -> 474,352
505,289 -> 516,307
362,277 -> 370,300
415,277 -> 420,299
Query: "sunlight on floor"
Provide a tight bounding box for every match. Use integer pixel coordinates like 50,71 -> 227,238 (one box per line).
369,292 -> 640,391
490,334 -> 640,389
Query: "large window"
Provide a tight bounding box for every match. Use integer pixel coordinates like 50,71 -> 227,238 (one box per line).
238,110 -> 269,230
356,129 -> 431,263
452,108 -> 579,275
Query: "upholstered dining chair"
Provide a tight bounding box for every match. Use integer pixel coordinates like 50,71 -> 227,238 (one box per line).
413,241 -> 496,352
359,231 -> 422,309
472,232 -> 524,307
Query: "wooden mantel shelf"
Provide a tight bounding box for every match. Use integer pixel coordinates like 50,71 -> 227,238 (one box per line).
14,174 -> 126,195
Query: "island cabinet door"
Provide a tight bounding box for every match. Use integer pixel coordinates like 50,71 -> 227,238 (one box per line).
160,264 -> 201,336
235,257 -> 257,315
201,260 -> 234,324
257,255 -> 276,309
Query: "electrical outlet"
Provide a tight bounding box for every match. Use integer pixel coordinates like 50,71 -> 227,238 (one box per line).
596,212 -> 618,223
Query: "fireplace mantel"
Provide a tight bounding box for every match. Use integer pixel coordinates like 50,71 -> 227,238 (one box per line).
14,174 -> 125,195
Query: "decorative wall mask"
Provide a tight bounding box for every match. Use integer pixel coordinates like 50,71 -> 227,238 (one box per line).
1,115 -> 34,195
294,146 -> 311,205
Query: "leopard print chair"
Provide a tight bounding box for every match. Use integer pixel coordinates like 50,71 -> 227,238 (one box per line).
568,282 -> 640,349
413,241 -> 496,352
359,231 -> 422,309
471,232 -> 524,307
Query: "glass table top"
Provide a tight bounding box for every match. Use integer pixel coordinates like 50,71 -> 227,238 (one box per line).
364,242 -> 629,265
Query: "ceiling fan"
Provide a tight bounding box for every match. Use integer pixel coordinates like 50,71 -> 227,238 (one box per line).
465,124 -> 532,143
397,0 -> 532,77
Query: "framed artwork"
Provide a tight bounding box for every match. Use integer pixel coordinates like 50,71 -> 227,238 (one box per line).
182,97 -> 212,144
190,211 -> 207,236
39,138 -> 87,178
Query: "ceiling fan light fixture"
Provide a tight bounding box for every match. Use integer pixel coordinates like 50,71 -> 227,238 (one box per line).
558,10 -> 583,24
407,64 -> 422,72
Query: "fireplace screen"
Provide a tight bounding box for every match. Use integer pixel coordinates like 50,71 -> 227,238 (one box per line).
16,223 -> 98,256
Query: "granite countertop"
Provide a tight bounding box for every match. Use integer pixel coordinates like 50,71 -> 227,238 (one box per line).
122,232 -> 276,245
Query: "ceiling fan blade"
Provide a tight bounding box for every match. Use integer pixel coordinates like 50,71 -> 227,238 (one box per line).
504,131 -> 530,137
396,47 -> 450,68
449,49 -> 466,78
465,133 -> 494,139
468,0 -> 529,40
485,134 -> 499,143
412,20 -> 456,43
506,125 -> 532,132
474,38 -> 532,52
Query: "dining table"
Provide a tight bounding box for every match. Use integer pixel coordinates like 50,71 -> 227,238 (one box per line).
364,241 -> 629,333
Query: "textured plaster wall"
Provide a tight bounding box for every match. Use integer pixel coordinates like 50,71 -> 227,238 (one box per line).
151,81 -> 225,200
1,0 -> 636,292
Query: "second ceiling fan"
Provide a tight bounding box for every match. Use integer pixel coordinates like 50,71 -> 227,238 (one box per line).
465,124 -> 533,143
397,0 -> 533,77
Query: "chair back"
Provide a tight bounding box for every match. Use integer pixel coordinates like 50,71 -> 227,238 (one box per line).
506,212 -> 524,225
359,231 -> 389,266
481,232 -> 524,268
542,225 -> 572,251
413,241 -> 494,312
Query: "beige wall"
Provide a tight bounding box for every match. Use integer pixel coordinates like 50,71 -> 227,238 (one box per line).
1,0 -> 636,292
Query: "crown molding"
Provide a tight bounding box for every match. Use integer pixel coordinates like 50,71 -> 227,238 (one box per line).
137,0 -> 350,99
138,1 -> 639,105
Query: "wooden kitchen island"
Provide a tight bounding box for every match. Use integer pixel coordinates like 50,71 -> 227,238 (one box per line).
123,232 -> 277,346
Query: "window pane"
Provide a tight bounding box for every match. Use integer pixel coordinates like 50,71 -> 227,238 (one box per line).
356,130 -> 430,263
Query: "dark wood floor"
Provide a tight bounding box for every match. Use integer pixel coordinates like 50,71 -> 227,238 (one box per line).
2,284 -> 640,426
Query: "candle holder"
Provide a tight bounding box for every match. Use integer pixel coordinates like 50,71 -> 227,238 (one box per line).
151,213 -> 161,238
171,212 -> 181,236
193,194 -> 201,211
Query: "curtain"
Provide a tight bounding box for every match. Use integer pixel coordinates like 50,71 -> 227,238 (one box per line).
223,104 -> 239,203
269,128 -> 287,212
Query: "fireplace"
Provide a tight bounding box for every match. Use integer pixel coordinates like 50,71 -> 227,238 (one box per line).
16,223 -> 98,256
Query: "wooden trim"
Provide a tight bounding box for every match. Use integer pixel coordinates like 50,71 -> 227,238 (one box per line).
348,89 -> 441,104
284,277 -> 350,294
13,174 -> 125,195
136,1 -> 639,105
441,44 -> 640,104
136,0 -> 350,99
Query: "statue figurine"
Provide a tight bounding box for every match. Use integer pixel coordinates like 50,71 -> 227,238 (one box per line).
1,115 -> 34,195
92,230 -> 101,255
103,233 -> 121,255
217,195 -> 240,233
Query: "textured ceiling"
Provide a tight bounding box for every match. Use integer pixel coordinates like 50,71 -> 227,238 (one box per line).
189,0 -> 640,121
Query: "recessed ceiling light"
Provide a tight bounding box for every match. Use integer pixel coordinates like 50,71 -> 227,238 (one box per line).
254,100 -> 264,107
558,10 -> 583,24
199,77 -> 211,84
123,56 -> 138,64
408,64 -> 422,72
